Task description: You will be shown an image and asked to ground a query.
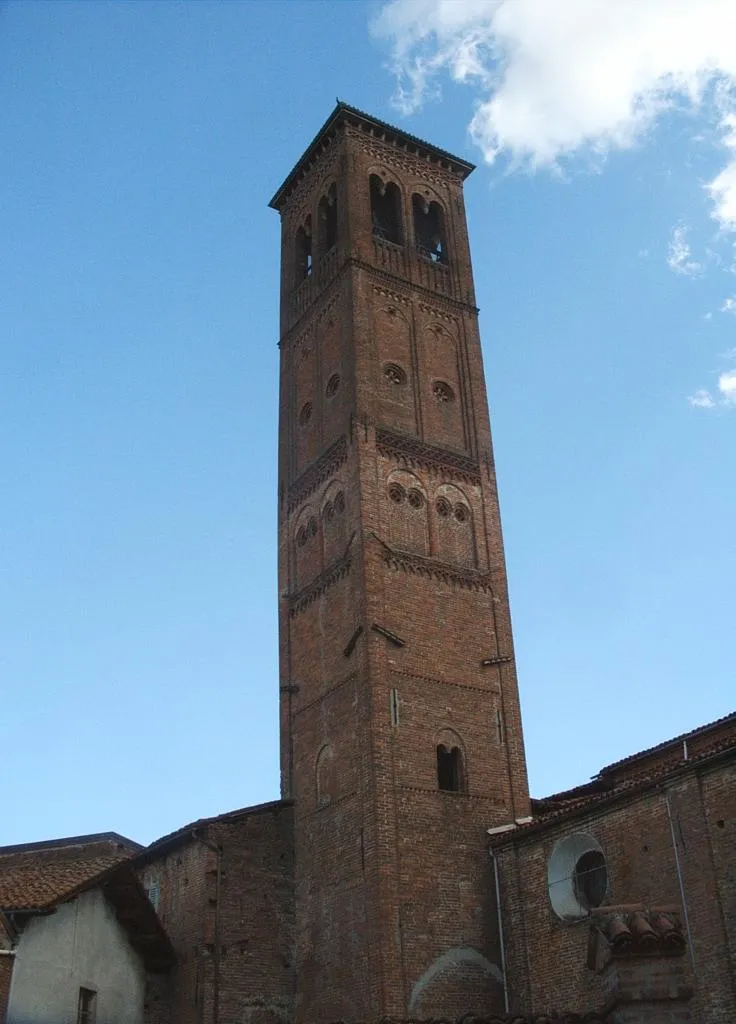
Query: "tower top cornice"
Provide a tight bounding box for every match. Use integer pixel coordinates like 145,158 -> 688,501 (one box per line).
268,101 -> 476,212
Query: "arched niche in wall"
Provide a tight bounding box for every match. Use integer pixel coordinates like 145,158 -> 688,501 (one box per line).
433,482 -> 476,568
374,303 -> 417,435
315,743 -> 338,808
318,311 -> 344,443
293,333 -> 319,473
420,323 -> 465,450
320,480 -> 348,567
293,504 -> 321,591
386,469 -> 429,556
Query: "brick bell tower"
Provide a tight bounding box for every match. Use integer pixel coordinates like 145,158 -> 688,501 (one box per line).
269,104 -> 530,1023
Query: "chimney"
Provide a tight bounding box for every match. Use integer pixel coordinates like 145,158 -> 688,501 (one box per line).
587,905 -> 693,1024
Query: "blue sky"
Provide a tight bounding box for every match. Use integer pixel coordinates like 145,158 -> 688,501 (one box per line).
1,0 -> 733,847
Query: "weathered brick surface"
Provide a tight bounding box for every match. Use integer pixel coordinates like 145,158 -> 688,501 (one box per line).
0,956 -> 13,1024
495,754 -> 735,1024
139,802 -> 294,1024
274,108 -> 530,1022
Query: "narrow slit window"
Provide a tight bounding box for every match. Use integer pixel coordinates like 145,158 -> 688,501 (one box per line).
319,184 -> 338,256
437,744 -> 464,793
413,195 -> 448,264
370,176 -> 403,245
390,687 -> 400,727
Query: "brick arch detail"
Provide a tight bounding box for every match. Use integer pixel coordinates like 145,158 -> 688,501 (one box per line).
375,302 -> 417,434
408,947 -> 503,1016
433,482 -> 476,567
386,468 -> 429,556
315,742 -> 337,808
409,181 -> 448,214
320,478 -> 348,565
293,503 -> 321,590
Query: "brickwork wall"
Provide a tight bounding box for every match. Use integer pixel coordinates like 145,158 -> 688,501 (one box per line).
0,956 -> 13,1024
497,756 -> 735,1024
139,802 -> 294,1024
276,114 -> 529,1023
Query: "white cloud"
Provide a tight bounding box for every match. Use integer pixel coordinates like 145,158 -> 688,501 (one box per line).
688,389 -> 716,408
689,367 -> 736,409
707,114 -> 736,231
720,296 -> 736,313
719,368 -> 736,403
667,226 -> 703,276
373,0 -> 736,230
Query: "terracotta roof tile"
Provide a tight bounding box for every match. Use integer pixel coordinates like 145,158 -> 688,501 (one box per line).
598,711 -> 735,776
493,732 -> 735,844
0,838 -> 134,912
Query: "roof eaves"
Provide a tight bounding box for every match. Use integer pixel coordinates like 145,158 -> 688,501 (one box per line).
598,711 -> 736,776
45,862 -> 176,973
0,832 -> 142,857
133,797 -> 293,865
492,739 -> 736,847
268,101 -> 475,211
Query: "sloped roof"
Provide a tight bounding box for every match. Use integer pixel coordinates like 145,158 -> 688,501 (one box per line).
0,834 -> 136,912
597,710 -> 735,777
493,720 -> 735,845
269,101 -> 475,211
0,839 -> 174,973
135,797 -> 292,865
59,861 -> 175,973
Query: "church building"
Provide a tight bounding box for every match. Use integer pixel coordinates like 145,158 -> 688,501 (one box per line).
0,104 -> 733,1024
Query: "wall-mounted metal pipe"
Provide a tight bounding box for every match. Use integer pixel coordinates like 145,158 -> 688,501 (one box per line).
489,847 -> 510,1014
663,792 -> 696,975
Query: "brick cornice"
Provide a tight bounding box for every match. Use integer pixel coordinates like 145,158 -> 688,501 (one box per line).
288,551 -> 352,616
381,544 -> 495,594
351,257 -> 479,316
287,436 -> 348,512
376,426 -> 481,485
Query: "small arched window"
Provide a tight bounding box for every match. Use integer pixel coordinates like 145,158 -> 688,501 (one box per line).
318,184 -> 337,257
295,217 -> 313,281
370,176 -> 403,246
413,195 -> 448,264
437,744 -> 464,793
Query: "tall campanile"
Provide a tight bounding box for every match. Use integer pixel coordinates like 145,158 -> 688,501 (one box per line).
270,105 -> 530,1023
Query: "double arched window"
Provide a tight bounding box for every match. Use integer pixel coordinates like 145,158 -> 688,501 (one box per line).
295,217 -> 312,281
318,183 -> 337,255
370,175 -> 403,245
413,194 -> 448,264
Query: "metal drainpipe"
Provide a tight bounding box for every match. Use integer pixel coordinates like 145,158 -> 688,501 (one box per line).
489,847 -> 510,1014
663,792 -> 696,975
193,831 -> 222,1024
